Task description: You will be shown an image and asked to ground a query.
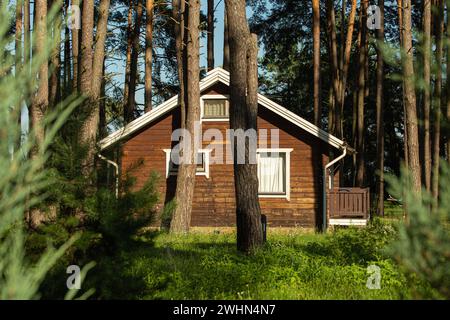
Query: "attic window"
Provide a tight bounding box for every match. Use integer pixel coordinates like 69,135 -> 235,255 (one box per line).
202,96 -> 229,120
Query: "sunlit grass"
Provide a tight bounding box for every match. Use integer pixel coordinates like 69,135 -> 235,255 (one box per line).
83,223 -> 431,300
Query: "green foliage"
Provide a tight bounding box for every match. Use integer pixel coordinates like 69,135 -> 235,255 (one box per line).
0,2 -> 84,299
86,171 -> 160,250
385,162 -> 450,299
84,226 -> 425,300
160,199 -> 177,231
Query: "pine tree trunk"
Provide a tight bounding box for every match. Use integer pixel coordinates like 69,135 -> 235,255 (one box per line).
90,0 -> 111,129
172,0 -> 186,129
123,0 -> 133,108
397,0 -> 408,165
72,0 -> 80,91
401,0 -> 422,192
326,0 -> 341,137
79,0 -> 110,175
339,0 -> 357,126
422,0 -> 432,192
15,0 -> 22,135
226,0 -> 263,253
355,0 -> 368,187
64,0 -> 71,95
79,0 -> 94,98
446,1 -> 450,164
207,0 -> 215,71
312,0 -> 321,127
30,0 -> 48,152
170,0 -> 201,234
48,1 -> 61,108
125,0 -> 143,123
15,1 -> 22,70
23,0 -> 30,66
223,6 -> 230,71
432,0 -> 443,201
99,61 -> 107,138
145,0 -> 154,112
376,0 -> 385,216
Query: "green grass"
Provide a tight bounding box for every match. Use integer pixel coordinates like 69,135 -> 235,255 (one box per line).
84,222 -> 430,300
384,202 -> 404,219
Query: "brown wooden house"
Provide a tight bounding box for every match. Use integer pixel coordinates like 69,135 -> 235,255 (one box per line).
99,68 -> 368,229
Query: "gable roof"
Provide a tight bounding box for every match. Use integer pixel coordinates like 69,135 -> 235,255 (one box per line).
99,67 -> 348,151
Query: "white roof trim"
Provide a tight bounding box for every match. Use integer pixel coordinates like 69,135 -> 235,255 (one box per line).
99,67 -> 346,151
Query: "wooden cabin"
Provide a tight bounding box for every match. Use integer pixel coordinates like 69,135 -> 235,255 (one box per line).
99,68 -> 368,229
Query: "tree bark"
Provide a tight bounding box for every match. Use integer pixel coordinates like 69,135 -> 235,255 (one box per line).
312,0 -> 321,128
23,0 -> 30,67
207,0 -> 215,71
79,0 -> 94,99
30,0 -> 48,152
64,0 -> 71,95
376,0 -> 385,216
99,61 -> 107,138
432,0 -> 443,201
15,0 -> 23,134
223,5 -> 230,71
447,0 -> 450,164
48,1 -> 61,108
123,0 -> 133,108
422,0 -> 432,192
79,0 -> 111,175
171,0 -> 187,129
339,0 -> 357,128
226,0 -> 263,253
145,0 -> 154,112
397,0 -> 409,166
15,0 -> 22,71
355,0 -> 368,187
125,0 -> 143,123
326,0 -> 341,138
170,0 -> 201,234
72,0 -> 80,91
401,0 -> 422,192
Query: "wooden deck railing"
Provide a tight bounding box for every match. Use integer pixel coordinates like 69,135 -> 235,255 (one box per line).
328,187 -> 370,219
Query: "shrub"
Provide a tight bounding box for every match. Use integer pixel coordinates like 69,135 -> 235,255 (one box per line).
385,163 -> 450,299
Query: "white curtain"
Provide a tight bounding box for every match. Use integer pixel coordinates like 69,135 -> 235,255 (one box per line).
258,153 -> 285,194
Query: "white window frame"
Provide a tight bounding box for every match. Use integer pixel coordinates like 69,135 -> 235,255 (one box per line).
163,149 -> 211,178
200,94 -> 230,122
256,148 -> 293,201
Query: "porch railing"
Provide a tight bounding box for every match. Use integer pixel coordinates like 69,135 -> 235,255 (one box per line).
328,187 -> 370,219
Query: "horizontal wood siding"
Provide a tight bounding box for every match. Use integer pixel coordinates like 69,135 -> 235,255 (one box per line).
119,84 -> 337,228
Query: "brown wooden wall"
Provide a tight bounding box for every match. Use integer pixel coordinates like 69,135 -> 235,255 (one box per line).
118,84 -> 339,229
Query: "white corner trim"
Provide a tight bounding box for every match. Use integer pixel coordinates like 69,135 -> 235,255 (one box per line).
256,148 -> 292,201
99,67 -> 346,151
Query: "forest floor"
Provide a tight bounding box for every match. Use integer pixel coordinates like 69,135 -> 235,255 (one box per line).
85,220 -> 430,300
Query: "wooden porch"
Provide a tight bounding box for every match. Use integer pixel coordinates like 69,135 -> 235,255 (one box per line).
328,187 -> 370,226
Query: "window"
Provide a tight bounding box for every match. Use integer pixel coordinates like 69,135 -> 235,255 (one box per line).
164,149 -> 210,178
257,149 -> 292,200
201,95 -> 229,120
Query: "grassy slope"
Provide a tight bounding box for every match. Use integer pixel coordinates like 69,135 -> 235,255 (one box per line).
89,221 -> 427,300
